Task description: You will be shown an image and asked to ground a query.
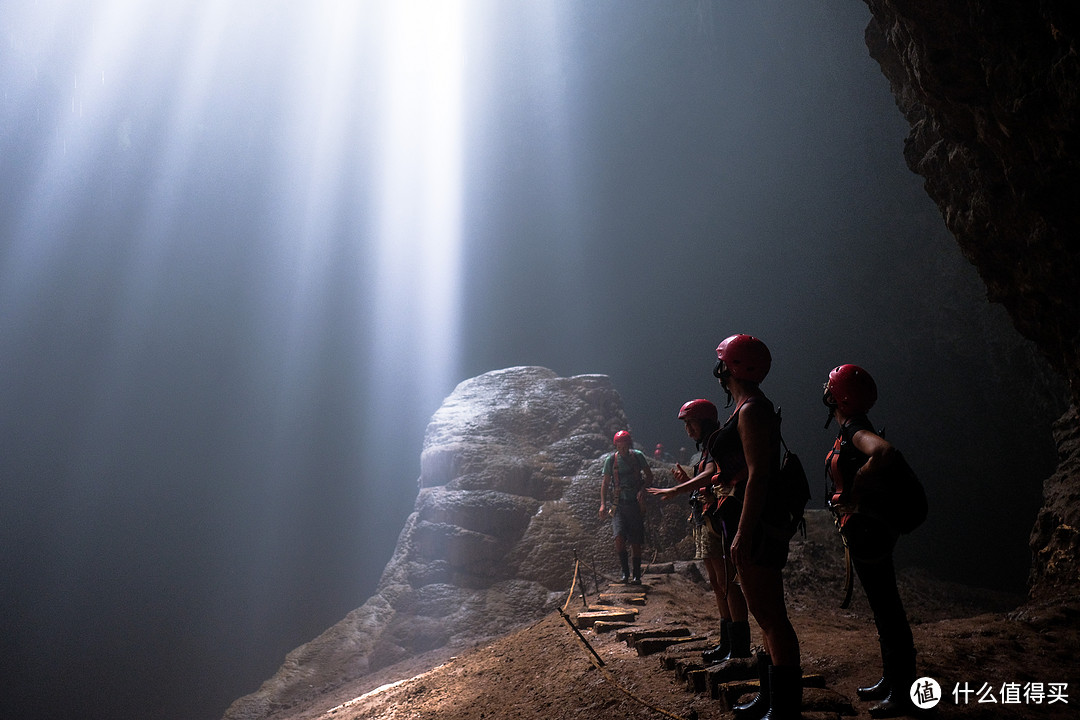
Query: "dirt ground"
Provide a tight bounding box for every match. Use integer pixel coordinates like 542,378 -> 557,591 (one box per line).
262,561 -> 1079,720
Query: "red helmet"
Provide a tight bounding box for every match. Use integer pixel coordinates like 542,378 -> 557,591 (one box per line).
715,334 -> 771,383
613,430 -> 632,446
826,364 -> 877,416
678,398 -> 718,422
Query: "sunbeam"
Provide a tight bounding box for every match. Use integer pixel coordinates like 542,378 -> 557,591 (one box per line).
371,0 -> 467,415
1,4 -> 1059,720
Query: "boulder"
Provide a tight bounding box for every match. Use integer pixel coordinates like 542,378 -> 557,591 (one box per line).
223,367 -> 687,720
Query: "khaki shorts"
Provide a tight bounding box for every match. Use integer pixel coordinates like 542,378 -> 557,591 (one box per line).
694,522 -> 725,560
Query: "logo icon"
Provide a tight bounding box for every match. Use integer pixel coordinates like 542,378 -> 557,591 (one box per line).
911,677 -> 942,709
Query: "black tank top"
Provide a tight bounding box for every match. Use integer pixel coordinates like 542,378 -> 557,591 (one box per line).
705,396 -> 776,498
825,415 -> 874,504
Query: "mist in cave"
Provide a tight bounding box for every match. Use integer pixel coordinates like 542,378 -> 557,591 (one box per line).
0,2 -> 1062,720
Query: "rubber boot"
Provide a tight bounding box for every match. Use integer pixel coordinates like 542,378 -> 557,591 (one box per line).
721,620 -> 752,661
857,675 -> 890,702
869,649 -> 916,718
858,639 -> 890,701
618,550 -> 630,583
761,664 -> 802,720
700,618 -> 731,665
631,555 -> 642,585
732,652 -> 771,719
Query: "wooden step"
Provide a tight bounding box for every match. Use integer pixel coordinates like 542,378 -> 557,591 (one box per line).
604,583 -> 648,593
616,626 -> 691,645
597,592 -> 646,606
705,656 -> 758,698
685,668 -> 708,693
574,607 -> 639,628
635,635 -> 707,656
592,620 -> 635,633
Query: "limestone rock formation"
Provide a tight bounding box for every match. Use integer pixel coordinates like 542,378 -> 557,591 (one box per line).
223,367 -> 688,720
861,0 -> 1080,602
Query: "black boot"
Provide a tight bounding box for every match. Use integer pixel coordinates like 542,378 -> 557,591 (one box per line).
721,620 -> 752,661
701,618 -> 731,664
761,664 -> 802,720
869,649 -> 916,718
732,652 -> 771,719
858,638 -> 891,701
631,555 -> 642,584
618,550 -> 630,583
857,675 -> 890,702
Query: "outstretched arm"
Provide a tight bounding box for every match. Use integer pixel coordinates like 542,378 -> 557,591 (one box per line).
648,461 -> 716,500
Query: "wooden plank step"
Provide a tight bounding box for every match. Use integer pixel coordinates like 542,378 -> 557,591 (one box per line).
616,626 -> 691,644
635,635 -> 707,656
705,656 -> 759,698
673,654 -> 706,679
604,584 -> 648,594
574,608 -> 638,628
592,620 -> 635,633
597,592 -> 646,605
661,652 -> 696,671
686,668 -> 708,693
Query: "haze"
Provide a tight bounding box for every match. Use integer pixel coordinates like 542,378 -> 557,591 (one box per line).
0,3 -> 1060,720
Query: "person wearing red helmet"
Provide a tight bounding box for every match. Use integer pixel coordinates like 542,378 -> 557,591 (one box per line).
651,398 -> 752,665
824,365 -> 916,718
600,430 -> 654,584
654,335 -> 802,718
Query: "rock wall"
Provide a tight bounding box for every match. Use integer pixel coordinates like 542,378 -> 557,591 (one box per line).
861,0 -> 1080,602
222,367 -> 690,720
1028,407 -> 1080,598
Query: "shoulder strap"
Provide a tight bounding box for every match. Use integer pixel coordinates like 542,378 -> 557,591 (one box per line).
776,405 -> 790,454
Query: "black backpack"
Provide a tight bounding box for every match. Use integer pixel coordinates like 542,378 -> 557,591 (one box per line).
865,449 -> 928,535
773,407 -> 811,538
843,424 -> 928,535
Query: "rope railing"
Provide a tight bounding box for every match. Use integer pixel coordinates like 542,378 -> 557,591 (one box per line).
556,553 -> 692,720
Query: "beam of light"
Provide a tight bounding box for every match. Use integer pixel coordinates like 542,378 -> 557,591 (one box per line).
1,0 -> 471,624
370,0 -> 467,431
0,1 -> 242,576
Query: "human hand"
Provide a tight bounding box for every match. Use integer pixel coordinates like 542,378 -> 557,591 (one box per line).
730,529 -> 750,572
672,464 -> 689,483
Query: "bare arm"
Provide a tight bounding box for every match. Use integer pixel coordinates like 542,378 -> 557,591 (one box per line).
850,428 -> 896,496
648,460 -> 716,499
599,470 -> 611,517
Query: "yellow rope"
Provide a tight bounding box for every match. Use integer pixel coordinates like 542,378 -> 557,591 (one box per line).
562,559 -> 581,613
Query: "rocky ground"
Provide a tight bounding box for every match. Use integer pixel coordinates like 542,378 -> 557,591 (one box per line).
250,546 -> 1079,720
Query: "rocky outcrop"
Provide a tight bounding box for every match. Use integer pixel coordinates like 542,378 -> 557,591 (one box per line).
1029,407 -> 1080,598
861,0 -> 1080,602
222,367 -> 689,720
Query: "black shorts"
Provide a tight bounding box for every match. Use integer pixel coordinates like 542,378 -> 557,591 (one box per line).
750,520 -> 792,570
841,513 -> 898,564
612,503 -> 645,544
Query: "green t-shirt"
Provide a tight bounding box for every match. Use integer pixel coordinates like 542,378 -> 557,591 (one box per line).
604,449 -> 648,501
